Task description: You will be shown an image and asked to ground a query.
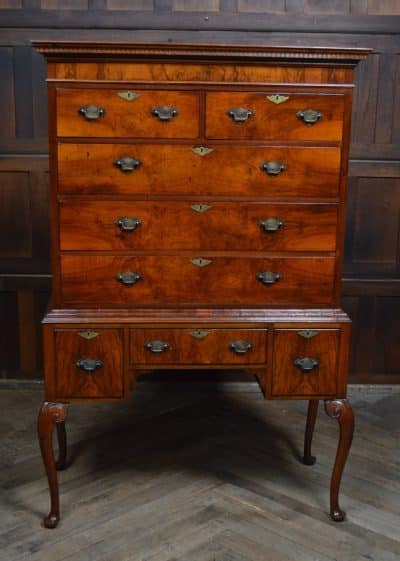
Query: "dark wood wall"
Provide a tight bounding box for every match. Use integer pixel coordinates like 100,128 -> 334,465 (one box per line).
0,1 -> 399,382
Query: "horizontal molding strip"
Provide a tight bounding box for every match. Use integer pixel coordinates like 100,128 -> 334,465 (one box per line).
0,13 -> 398,34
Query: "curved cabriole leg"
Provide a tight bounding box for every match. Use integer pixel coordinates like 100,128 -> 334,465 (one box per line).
56,420 -> 67,470
37,402 -> 68,529
303,399 -> 319,465
324,399 -> 354,522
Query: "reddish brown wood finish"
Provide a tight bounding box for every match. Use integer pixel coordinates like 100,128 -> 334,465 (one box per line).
37,401 -> 68,528
324,398 -> 355,522
130,328 -> 267,365
33,42 -> 365,526
50,62 -> 353,84
206,91 -> 345,141
57,143 -> 341,198
60,255 -> 336,307
303,399 -> 319,465
57,88 -> 200,138
271,329 -> 342,397
54,329 -> 124,398
59,200 -> 338,252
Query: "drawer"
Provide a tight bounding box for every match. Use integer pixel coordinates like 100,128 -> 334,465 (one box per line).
56,88 -> 200,138
60,255 -> 335,307
130,328 -> 267,365
60,200 -> 338,252
272,329 -> 340,397
206,92 -> 345,141
54,329 -> 123,399
58,144 -> 341,198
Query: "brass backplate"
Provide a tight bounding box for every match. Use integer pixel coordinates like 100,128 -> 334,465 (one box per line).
191,258 -> 212,267
118,91 -> 140,101
190,204 -> 212,213
192,146 -> 213,156
266,94 -> 289,105
190,330 -> 210,339
298,330 -> 318,339
78,330 -> 99,340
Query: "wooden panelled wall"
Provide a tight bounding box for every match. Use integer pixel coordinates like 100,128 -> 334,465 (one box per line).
0,1 -> 399,382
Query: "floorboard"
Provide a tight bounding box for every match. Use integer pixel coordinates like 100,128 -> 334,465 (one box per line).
0,384 -> 399,561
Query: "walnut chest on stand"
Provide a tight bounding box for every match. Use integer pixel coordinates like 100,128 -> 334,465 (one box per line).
33,41 -> 369,528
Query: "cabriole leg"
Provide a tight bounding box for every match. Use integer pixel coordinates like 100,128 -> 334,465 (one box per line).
303,399 -> 319,465
324,398 -> 354,522
37,401 -> 68,528
55,419 -> 67,470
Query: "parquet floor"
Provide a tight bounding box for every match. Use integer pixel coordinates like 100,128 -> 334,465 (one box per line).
1,382 -> 399,561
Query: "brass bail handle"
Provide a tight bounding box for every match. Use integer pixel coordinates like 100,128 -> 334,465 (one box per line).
294,357 -> 319,372
76,358 -> 103,373
78,105 -> 105,120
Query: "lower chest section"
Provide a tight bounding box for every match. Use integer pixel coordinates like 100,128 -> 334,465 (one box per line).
44,312 -> 350,401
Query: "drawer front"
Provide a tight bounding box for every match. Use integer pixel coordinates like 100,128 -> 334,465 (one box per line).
57,88 -> 200,138
59,200 -> 338,252
131,328 -> 267,365
206,92 -> 345,141
54,329 -> 123,398
58,144 -> 341,198
272,329 -> 340,397
60,255 -> 335,307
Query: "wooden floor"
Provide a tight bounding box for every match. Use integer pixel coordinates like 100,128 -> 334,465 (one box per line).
1,382 -> 399,561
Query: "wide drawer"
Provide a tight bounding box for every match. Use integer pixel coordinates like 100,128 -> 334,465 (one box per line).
54,328 -> 123,398
56,88 -> 200,138
130,328 -> 267,365
206,92 -> 345,141
59,200 -> 338,252
60,255 -> 335,307
58,144 -> 341,198
272,329 -> 341,397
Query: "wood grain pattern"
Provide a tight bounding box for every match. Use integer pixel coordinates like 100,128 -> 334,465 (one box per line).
57,143 -> 341,197
130,328 -> 267,364
272,329 -> 342,397
2,387 -> 400,557
60,255 -> 336,307
206,91 -> 345,141
59,200 -> 339,252
52,62 -> 351,84
57,88 -> 200,138
54,328 -> 124,398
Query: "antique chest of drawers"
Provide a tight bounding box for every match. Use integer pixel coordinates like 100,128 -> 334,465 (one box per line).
33,41 -> 369,528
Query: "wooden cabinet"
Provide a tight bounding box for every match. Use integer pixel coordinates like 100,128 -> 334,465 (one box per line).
34,41 -> 369,529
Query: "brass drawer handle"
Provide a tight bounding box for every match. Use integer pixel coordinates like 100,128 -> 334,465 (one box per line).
76,358 -> 103,373
297,109 -> 322,124
114,157 -> 141,173
256,271 -> 281,285
261,161 -> 286,176
229,340 -> 253,354
116,216 -> 141,232
116,271 -> 142,286
151,106 -> 178,121
294,357 -> 319,372
145,340 -> 170,353
227,107 -> 254,123
260,218 -> 284,233
78,105 -> 105,120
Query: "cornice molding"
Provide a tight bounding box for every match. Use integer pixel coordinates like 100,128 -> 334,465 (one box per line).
32,41 -> 371,65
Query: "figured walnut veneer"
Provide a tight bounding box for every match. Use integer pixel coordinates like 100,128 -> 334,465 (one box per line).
34,41 -> 370,528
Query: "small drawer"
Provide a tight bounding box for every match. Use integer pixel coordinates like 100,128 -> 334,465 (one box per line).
54,329 -> 123,398
58,143 -> 341,198
60,255 -> 336,308
130,329 -> 267,365
59,200 -> 338,252
206,92 -> 345,141
56,88 -> 200,138
272,329 -> 341,397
